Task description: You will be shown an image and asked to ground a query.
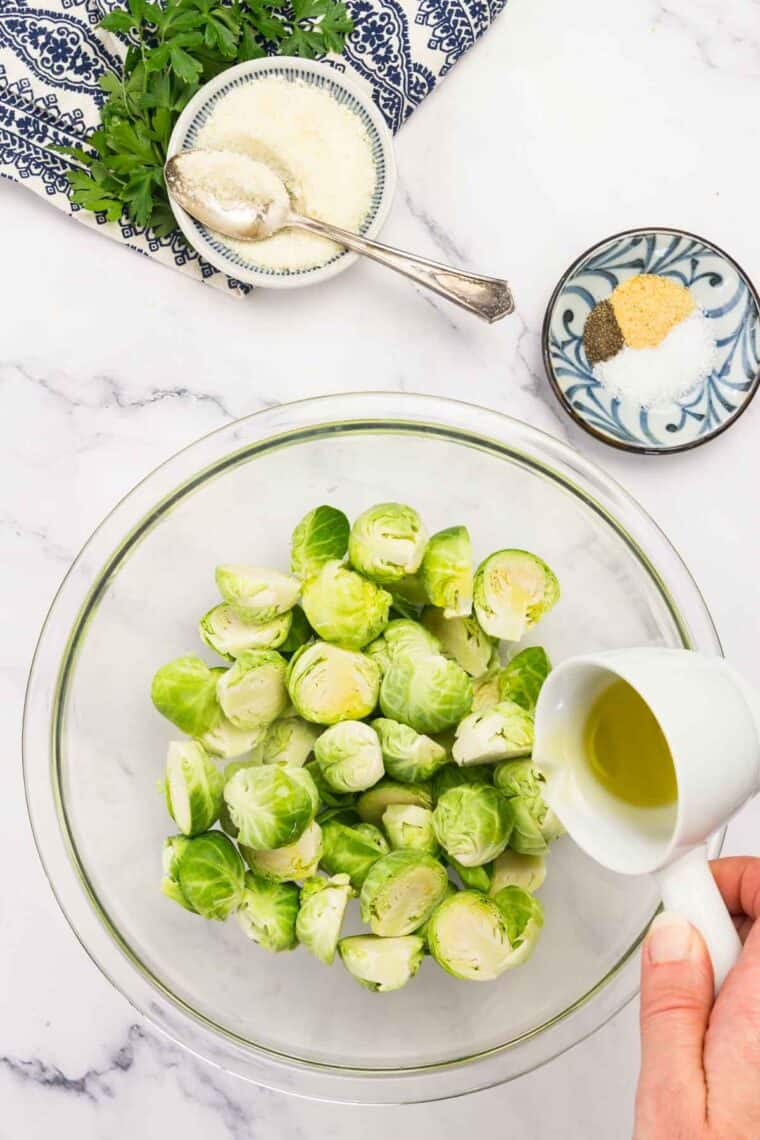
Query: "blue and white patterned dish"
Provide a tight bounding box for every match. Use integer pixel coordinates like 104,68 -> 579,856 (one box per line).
542,228 -> 760,453
167,58 -> 396,289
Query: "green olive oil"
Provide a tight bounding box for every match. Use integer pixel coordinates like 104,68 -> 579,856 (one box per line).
583,679 -> 677,808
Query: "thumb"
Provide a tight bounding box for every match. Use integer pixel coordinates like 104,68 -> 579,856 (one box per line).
635,912 -> 714,1136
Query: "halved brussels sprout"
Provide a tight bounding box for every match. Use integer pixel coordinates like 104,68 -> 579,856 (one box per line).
447,855 -> 492,893
380,653 -> 472,735
339,935 -> 425,992
291,505 -> 350,579
175,832 -> 246,920
287,642 -> 380,726
261,717 -> 321,767
433,785 -> 513,867
452,700 -> 534,766
493,757 -> 545,800
540,809 -> 565,843
473,550 -> 559,641
420,526 -> 473,618
199,603 -> 292,660
164,740 -> 223,837
382,804 -> 439,855
319,820 -> 388,890
301,561 -> 391,650
200,716 -> 265,762
421,608 -> 495,677
349,503 -> 428,585
471,664 -> 502,713
218,757 -> 262,837
360,849 -> 449,936
224,764 -> 318,851
151,655 -> 221,736
161,835 -> 196,912
372,718 -> 448,783
314,721 -> 384,793
215,565 -> 301,622
391,573 -> 428,610
493,760 -> 564,848
365,620 -> 440,677
491,885 -> 544,967
498,647 -> 552,712
242,820 -> 323,882
432,763 -> 492,803
278,607 -> 314,655
216,649 -> 289,730
296,873 -> 353,964
508,797 -> 549,856
426,891 -> 513,980
237,871 -> 299,951
357,778 -> 433,826
489,850 -> 546,895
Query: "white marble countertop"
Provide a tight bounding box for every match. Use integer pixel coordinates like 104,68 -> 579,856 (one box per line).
3,0 -> 760,1134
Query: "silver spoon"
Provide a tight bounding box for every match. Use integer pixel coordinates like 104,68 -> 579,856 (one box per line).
165,150 -> 514,323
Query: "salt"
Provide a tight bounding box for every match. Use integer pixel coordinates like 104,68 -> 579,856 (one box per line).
197,77 -> 376,272
594,311 -> 717,407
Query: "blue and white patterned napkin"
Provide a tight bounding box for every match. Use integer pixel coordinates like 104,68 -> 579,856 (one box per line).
0,0 -> 506,294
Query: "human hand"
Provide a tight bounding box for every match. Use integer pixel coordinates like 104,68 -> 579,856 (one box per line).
634,857 -> 760,1139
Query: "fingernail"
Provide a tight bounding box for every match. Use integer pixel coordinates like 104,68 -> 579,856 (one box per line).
647,912 -> 696,964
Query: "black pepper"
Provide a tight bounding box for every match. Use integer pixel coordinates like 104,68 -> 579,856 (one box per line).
583,299 -> 625,364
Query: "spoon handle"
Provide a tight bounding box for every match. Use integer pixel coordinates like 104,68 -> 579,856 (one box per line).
289,214 -> 514,323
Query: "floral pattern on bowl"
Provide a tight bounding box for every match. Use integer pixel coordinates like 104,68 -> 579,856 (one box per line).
542,228 -> 760,453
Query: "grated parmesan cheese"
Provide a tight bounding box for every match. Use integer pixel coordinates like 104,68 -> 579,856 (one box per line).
197,77 -> 376,271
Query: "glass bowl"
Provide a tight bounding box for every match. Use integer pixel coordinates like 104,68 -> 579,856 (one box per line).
23,393 -> 722,1104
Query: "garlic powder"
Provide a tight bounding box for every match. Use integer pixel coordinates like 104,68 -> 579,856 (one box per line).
197,77 -> 376,271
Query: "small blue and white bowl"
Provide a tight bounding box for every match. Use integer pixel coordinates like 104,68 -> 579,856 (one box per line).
167,57 -> 396,289
542,228 -> 760,454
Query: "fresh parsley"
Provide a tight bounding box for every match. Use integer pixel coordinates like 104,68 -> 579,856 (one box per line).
60,0 -> 354,235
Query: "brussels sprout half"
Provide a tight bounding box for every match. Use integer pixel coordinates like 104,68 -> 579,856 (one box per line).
433,785 -> 513,867
164,740 -> 223,837
241,820 -> 323,882
319,820 -> 388,890
372,718 -> 448,783
382,804 -> 440,856
348,502 -> 428,586
357,778 -> 433,827
452,700 -> 534,766
215,565 -> 301,622
301,561 -> 392,651
296,874 -> 353,964
489,850 -> 547,895
471,665 -> 502,713
261,717 -> 321,767
432,763 -> 492,803
380,653 -> 472,735
161,835 -> 196,912
473,550 -> 559,642
200,603 -> 292,660
237,871 -> 299,951
291,505 -> 350,580
421,608 -> 495,677
420,526 -> 473,618
314,721 -> 384,793
151,655 -> 221,737
447,856 -> 492,893
339,935 -> 425,992
427,891 -> 514,981
287,642 -> 380,726
175,832 -> 246,921
491,885 -> 544,967
224,764 -> 318,851
360,849 -> 450,936
216,649 -> 289,730
498,647 -> 552,712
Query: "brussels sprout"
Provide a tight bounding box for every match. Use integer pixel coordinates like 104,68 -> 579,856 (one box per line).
452,700 -> 534,766
447,856 -> 492,893
237,871 -> 299,951
420,526 -> 473,618
471,664 -> 502,713
360,850 -> 449,936
291,505 -> 350,579
224,765 -> 318,851
200,716 -> 265,761
421,608 -> 495,677
426,891 -> 514,980
433,785 -> 513,867
164,740 -> 223,836
200,603 -> 292,660
151,655 -> 221,736
339,935 -> 425,992
380,653 -> 472,735
540,809 -> 565,843
279,607 -> 314,655
508,797 -> 549,856
365,620 -> 439,677
415,880 -> 457,945
296,873 -> 353,965
304,760 -> 356,813
218,757 -> 262,837
391,573 -> 428,610
357,778 -> 433,826
489,850 -> 546,895
432,763 -> 492,803
301,561 -> 392,651
365,635 -> 392,676
372,718 -> 447,783
216,649 -> 289,730
353,822 -> 390,847
215,565 -> 301,622
261,717 -> 321,767
493,760 -> 564,848
498,647 -> 552,712
314,721 -> 384,793
320,820 -> 388,890
349,503 -> 428,585
175,832 -> 246,920
242,820 -> 323,882
491,885 -> 544,967
473,550 -> 559,642
492,757 -> 545,801
382,804 -> 439,855
287,642 -> 380,725
161,835 -> 196,912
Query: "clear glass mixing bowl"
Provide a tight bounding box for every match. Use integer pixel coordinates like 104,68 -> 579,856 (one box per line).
23,394 -> 722,1103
